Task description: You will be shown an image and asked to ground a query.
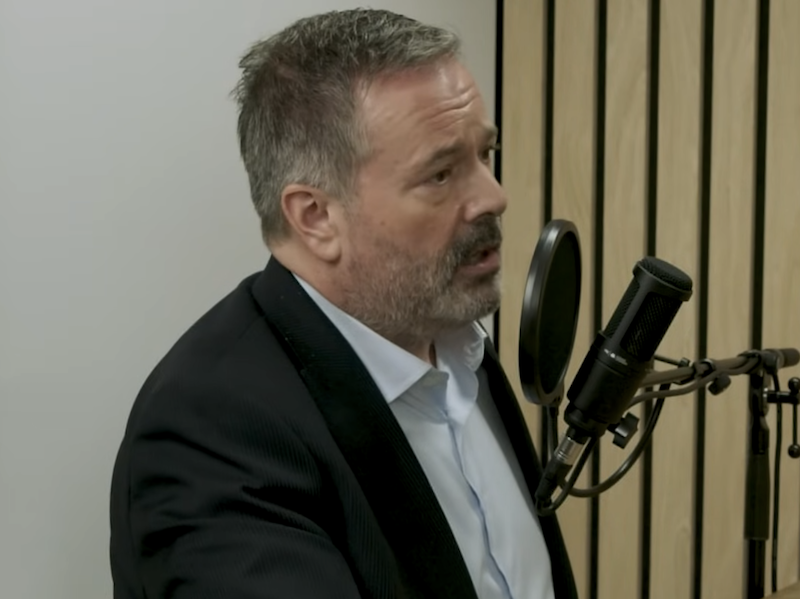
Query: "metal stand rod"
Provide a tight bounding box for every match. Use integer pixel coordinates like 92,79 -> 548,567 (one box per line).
747,541 -> 767,599
745,369 -> 770,599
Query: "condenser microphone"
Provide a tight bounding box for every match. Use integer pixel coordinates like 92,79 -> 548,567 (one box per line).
535,256 -> 693,507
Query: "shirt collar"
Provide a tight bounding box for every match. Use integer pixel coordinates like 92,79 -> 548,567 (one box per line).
294,274 -> 486,403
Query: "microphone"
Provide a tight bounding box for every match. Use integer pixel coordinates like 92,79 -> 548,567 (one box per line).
534,256 -> 693,508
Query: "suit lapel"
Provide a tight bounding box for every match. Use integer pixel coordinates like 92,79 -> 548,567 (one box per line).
252,258 -> 478,599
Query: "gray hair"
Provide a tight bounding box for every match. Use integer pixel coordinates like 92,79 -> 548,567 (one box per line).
232,8 -> 461,244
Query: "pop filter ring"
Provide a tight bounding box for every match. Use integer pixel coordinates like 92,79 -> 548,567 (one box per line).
518,219 -> 582,408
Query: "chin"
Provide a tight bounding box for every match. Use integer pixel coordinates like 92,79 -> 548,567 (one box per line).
439,288 -> 500,326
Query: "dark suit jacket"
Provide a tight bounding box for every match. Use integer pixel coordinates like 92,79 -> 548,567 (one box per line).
110,257 -> 578,599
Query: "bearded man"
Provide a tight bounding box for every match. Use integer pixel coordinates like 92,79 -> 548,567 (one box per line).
110,9 -> 577,599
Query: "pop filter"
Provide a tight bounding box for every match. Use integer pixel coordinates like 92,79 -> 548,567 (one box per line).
519,219 -> 582,407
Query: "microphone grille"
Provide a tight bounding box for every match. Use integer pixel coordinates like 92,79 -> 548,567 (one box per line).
640,256 -> 693,291
604,280 -> 639,338
621,294 -> 680,359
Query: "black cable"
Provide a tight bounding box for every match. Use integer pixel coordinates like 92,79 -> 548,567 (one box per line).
631,372 -> 718,405
569,386 -> 669,498
771,373 -> 782,594
654,353 -> 686,367
548,406 -> 559,458
538,354 -> 770,513
537,437 -> 599,517
541,408 -> 550,465
563,356 -> 762,500
631,357 -> 760,406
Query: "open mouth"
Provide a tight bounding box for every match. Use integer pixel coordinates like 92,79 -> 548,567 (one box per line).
460,245 -> 501,274
472,245 -> 500,262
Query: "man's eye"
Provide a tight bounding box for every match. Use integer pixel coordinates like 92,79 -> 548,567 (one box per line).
430,169 -> 452,185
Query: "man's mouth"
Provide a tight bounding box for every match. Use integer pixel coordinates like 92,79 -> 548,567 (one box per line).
459,245 -> 501,275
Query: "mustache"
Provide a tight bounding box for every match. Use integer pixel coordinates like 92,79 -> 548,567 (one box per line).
449,216 -> 503,266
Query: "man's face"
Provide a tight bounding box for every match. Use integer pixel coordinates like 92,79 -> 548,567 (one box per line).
338,59 -> 507,343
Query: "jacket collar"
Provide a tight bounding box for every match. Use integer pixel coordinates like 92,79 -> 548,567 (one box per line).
252,257 -> 478,599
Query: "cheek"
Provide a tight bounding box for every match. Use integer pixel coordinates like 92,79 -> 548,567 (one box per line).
357,185 -> 464,255
390,219 -> 456,259
384,205 -> 462,253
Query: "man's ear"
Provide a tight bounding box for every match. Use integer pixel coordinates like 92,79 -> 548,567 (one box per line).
280,184 -> 343,262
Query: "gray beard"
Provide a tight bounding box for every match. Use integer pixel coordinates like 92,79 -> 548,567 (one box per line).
340,216 -> 502,350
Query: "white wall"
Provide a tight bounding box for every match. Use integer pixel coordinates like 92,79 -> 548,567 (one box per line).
0,1 -> 496,597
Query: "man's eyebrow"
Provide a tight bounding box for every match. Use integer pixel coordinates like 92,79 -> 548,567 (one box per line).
415,125 -> 500,170
422,142 -> 469,167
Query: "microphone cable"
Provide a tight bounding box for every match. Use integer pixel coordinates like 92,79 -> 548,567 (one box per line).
538,353 -> 772,514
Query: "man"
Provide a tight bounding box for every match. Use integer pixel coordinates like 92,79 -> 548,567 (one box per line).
110,9 -> 577,599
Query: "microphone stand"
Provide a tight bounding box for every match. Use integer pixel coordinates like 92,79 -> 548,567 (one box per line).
643,351 -> 798,599
750,367 -> 800,598
744,364 -> 770,599
539,350 -> 799,599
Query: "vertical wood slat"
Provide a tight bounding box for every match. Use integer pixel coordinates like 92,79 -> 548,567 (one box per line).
641,2 -> 662,596
550,2 -> 597,595
498,0 -> 544,451
764,0 -> 800,593
702,2 -> 757,597
598,0 -> 649,597
650,0 -> 703,598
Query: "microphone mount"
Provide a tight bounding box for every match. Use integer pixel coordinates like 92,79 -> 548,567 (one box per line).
765,376 -> 800,459
534,346 -> 799,599
535,347 -> 800,512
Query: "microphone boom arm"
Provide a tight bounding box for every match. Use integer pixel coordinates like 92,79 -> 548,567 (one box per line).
641,348 -> 798,389
535,347 -> 800,515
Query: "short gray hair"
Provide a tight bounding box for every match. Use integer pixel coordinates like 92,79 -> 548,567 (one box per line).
232,9 -> 461,244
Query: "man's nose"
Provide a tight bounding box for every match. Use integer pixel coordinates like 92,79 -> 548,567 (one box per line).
466,168 -> 507,221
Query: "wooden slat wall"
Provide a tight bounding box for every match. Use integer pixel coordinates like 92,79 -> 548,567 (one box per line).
598,1 -> 648,598
703,1 -> 756,597
550,1 -> 596,595
497,0 -> 800,597
764,0 -> 800,594
498,0 -> 544,451
650,1 -> 702,598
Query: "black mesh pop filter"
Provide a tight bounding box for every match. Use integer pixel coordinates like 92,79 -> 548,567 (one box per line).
519,219 -> 582,407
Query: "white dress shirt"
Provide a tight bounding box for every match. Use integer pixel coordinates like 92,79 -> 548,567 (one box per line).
296,276 -> 555,599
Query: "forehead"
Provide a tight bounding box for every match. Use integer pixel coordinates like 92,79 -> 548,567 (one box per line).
358,60 -> 491,152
